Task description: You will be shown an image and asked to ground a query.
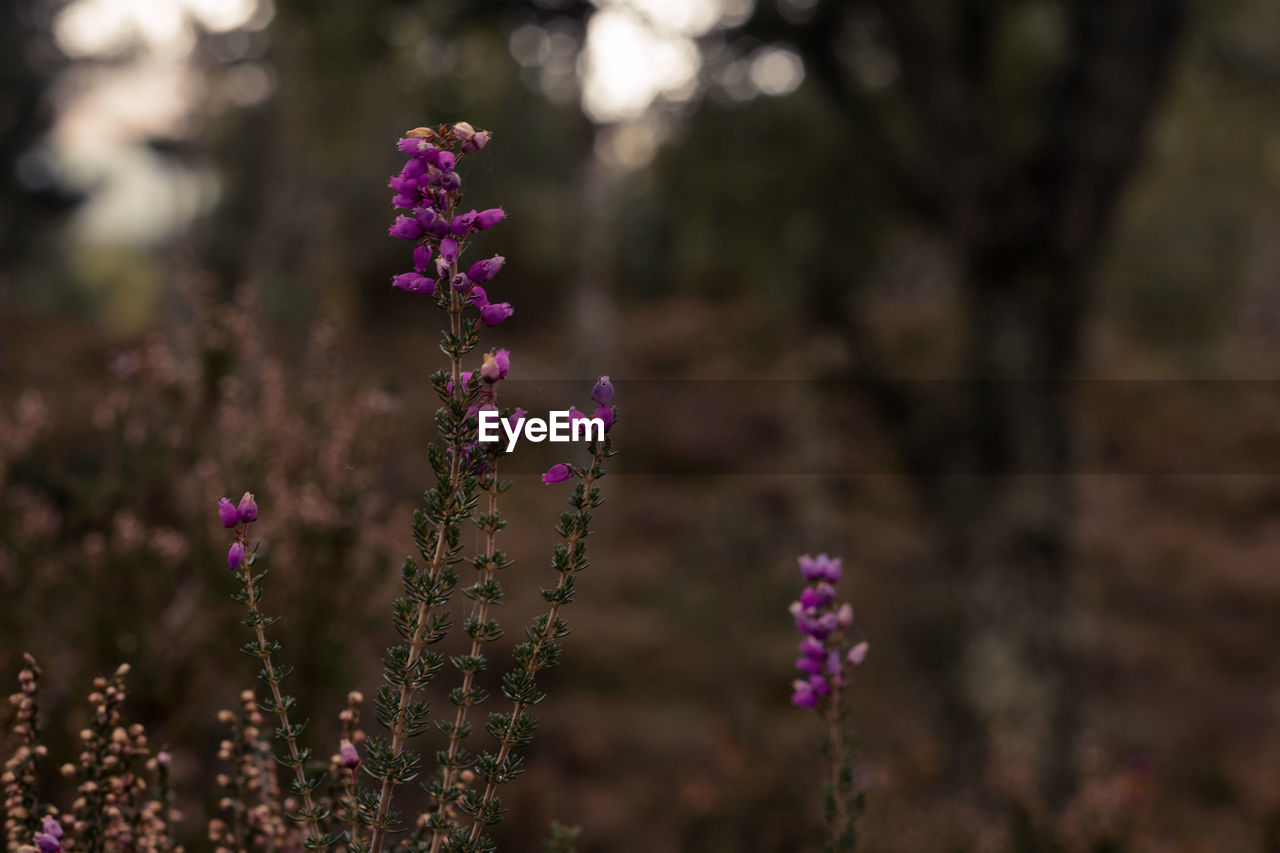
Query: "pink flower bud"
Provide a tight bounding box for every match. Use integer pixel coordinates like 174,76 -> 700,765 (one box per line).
541,463 -> 573,485
339,739 -> 359,769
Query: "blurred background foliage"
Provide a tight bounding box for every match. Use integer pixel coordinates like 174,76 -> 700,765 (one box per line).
5,0 -> 1280,850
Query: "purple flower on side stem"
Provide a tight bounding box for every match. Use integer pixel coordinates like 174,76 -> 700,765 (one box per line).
467,255 -> 504,284
541,463 -> 573,485
592,376 -> 614,405
440,236 -> 459,264
218,497 -> 239,528
393,273 -> 435,295
479,303 -> 513,326
475,207 -> 505,230
389,216 -> 424,241
34,832 -> 60,853
450,210 -> 478,235
594,405 -> 615,431
413,244 -> 433,272
237,492 -> 258,523
228,542 -> 245,571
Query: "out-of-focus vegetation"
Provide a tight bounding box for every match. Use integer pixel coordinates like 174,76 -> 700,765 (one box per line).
5,0 -> 1280,850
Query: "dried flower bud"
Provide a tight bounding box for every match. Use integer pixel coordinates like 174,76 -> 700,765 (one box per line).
479,349 -> 510,384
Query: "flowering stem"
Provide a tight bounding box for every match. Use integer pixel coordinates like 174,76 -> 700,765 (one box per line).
369,264 -> 469,853
462,443 -> 609,848
428,461 -> 504,853
234,531 -> 325,844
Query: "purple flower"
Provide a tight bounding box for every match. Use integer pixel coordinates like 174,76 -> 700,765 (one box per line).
450,210 -> 478,235
826,649 -> 842,675
237,492 -> 258,523
440,236 -> 459,264
400,157 -> 427,179
392,273 -> 435,294
440,171 -> 461,191
591,376 -> 614,405
452,121 -> 475,143
392,193 -> 417,209
479,349 -> 510,383
415,206 -> 446,235
847,642 -> 869,667
568,407 -> 589,427
836,603 -> 853,629
503,407 -> 527,435
413,244 -> 433,272
228,541 -> 245,571
34,832 -> 60,853
436,150 -> 456,172
791,680 -> 819,709
469,285 -> 489,307
795,656 -> 823,676
798,637 -> 825,660
808,674 -> 832,697
396,137 -> 423,155
594,405 -> 615,431
389,216 -> 424,241
467,255 -> 505,285
451,273 -> 471,293
800,582 -> 835,610
475,207 -> 506,230
339,738 -> 360,769
541,463 -> 573,485
798,553 -> 842,584
464,130 -> 491,155
41,818 -> 62,840
479,302 -> 513,326
218,497 -> 239,528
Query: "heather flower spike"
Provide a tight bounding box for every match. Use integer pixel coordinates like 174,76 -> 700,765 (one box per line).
788,553 -> 866,850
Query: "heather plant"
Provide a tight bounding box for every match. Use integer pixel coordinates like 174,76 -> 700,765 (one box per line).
789,554 -> 869,853
205,122 -> 616,853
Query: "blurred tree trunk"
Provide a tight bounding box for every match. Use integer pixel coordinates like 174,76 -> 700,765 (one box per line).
766,0 -> 1186,811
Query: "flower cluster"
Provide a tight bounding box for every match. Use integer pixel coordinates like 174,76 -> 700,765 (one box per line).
540,376 -> 617,484
387,123 -> 512,326
218,492 -> 258,570
789,554 -> 868,709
